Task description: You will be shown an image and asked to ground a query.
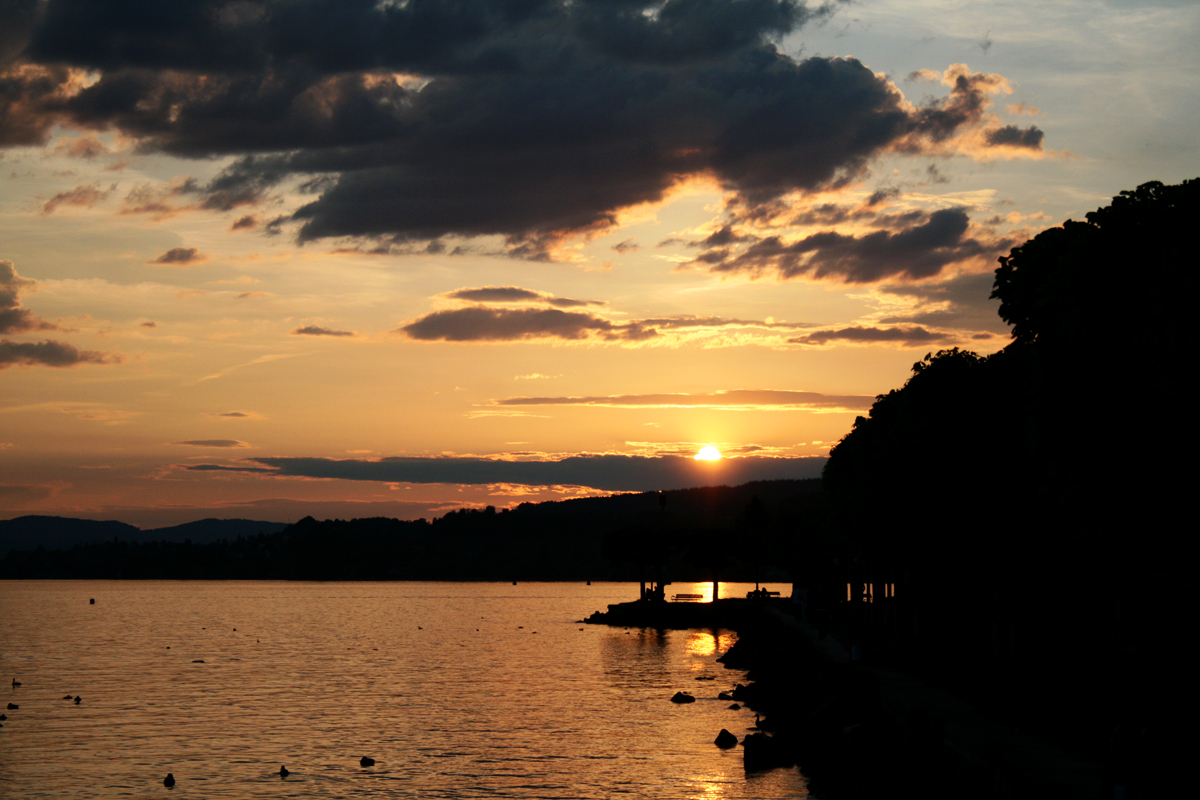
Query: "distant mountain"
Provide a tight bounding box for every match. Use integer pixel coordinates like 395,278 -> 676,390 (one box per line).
0,516 -> 289,554
0,480 -> 823,580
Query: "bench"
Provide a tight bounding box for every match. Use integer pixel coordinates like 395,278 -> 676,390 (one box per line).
672,593 -> 704,602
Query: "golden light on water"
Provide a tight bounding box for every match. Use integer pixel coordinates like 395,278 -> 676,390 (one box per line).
695,445 -> 722,461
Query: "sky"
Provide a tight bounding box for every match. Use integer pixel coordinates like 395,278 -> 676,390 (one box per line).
1,0 -> 1197,527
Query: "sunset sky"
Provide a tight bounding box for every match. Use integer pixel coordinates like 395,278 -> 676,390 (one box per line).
2,0 -> 1196,527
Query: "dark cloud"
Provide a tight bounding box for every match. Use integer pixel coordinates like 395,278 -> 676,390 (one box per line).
291,325 -> 356,337
865,187 -> 900,206
1,259 -> 57,334
150,246 -> 205,265
985,124 -> 1044,150
2,3 -> 1031,254
877,271 -> 1009,332
0,63 -> 75,146
788,325 -> 956,346
497,389 -> 873,411
185,463 -> 274,473
172,439 -> 250,448
249,453 -> 828,492
900,64 -> 1014,148
612,239 -> 639,254
0,338 -> 124,368
219,411 -> 249,418
140,320 -> 157,328
400,306 -> 658,342
231,214 -> 257,230
698,208 -> 1001,282
446,286 -> 603,308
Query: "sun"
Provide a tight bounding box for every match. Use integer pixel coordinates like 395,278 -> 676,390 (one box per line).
695,445 -> 723,461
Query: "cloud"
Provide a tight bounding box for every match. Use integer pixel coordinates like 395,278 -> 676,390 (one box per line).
694,208 -> 1006,283
231,214 -> 257,230
399,306 -> 658,343
876,271 -> 1009,332
50,132 -> 109,159
172,439 -> 250,448
445,286 -> 603,308
184,463 -> 274,473
41,181 -> 115,214
1,260 -> 57,335
5,6 -> 1040,256
248,453 -> 828,492
985,124 -> 1044,150
150,247 -> 206,266
496,389 -> 873,412
291,325 -> 356,337
788,325 -> 957,347
0,338 -> 125,369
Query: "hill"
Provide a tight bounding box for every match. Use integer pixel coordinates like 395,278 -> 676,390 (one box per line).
0,516 -> 290,554
0,479 -> 821,580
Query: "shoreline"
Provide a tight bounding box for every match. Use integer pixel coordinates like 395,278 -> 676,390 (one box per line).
585,597 -> 1105,799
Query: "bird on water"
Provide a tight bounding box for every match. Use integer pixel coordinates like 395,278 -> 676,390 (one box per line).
11,678 -> 20,687
163,773 -> 175,788
360,756 -> 375,767
279,765 -> 289,777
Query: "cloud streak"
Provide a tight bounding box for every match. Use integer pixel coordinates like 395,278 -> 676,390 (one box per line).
247,453 -> 827,492
788,325 -> 956,347
150,247 -> 206,266
172,439 -> 250,448
496,389 -> 874,411
0,339 -> 124,369
292,325 -> 356,337
399,307 -> 658,343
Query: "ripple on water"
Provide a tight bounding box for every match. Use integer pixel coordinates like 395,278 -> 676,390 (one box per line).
0,580 -> 811,799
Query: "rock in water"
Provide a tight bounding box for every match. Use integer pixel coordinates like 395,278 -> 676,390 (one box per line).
670,691 -> 696,704
714,729 -> 738,748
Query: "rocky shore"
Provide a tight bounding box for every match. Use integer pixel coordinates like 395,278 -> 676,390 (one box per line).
585,598 -> 1105,799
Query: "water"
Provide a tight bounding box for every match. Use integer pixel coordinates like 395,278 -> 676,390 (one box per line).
0,581 -> 810,799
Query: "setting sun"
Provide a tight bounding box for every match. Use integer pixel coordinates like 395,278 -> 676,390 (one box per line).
695,446 -> 723,461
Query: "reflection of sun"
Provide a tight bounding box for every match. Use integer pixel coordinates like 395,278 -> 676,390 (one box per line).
695,445 -> 722,461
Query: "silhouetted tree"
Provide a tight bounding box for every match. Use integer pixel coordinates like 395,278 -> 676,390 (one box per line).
821,179 -> 1197,764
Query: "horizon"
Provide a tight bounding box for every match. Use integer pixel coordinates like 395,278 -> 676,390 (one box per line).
2,0 -> 1197,528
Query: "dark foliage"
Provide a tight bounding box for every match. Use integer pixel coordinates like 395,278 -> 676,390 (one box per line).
818,179 -> 1196,772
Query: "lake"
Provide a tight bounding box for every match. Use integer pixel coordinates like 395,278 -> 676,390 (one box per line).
0,581 -> 811,798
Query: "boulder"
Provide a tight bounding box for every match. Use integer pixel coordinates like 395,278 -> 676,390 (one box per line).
714,729 -> 738,749
670,691 -> 696,704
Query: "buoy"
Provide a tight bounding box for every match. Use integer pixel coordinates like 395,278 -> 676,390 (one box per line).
360,756 -> 375,767
164,773 -> 175,788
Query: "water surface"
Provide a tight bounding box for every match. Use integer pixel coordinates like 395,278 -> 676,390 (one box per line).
0,581 -> 809,798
